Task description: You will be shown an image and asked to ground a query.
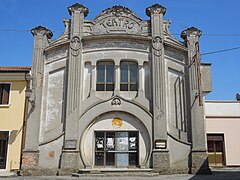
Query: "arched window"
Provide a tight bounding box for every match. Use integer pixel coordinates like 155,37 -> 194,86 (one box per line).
96,62 -> 114,91
120,62 -> 138,91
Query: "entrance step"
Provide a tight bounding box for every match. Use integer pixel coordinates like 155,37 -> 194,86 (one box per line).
72,168 -> 158,177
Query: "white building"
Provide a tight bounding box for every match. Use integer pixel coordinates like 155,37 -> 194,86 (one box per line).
206,100 -> 240,167
22,3 -> 212,175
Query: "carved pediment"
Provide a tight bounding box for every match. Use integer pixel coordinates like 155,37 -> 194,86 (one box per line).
92,5 -> 143,35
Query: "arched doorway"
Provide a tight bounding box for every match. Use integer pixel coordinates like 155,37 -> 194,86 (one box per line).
80,111 -> 151,168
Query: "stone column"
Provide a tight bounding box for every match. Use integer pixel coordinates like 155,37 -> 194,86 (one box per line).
61,3 -> 88,174
22,26 -> 52,175
181,27 -> 210,174
146,4 -> 170,174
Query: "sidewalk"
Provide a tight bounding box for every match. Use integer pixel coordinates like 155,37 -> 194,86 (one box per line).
1,168 -> 240,180
0,171 -> 18,178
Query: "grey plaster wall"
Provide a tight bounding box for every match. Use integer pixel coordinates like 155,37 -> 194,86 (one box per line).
23,3 -> 212,175
38,135 -> 64,169
168,135 -> 191,173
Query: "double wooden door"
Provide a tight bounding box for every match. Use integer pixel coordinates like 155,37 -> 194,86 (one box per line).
207,134 -> 225,166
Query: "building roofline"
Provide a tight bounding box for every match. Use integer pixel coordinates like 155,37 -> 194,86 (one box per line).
205,100 -> 240,103
0,66 -> 31,72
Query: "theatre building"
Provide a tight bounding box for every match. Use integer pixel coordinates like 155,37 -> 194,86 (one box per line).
22,3 -> 212,175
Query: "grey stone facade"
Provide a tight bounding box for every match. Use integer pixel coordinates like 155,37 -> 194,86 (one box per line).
22,3 -> 212,175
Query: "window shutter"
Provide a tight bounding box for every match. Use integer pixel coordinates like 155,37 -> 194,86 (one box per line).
0,84 -> 3,104
2,84 -> 10,104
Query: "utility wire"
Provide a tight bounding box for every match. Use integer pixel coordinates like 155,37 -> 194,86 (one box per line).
1,29 -> 240,36
1,29 -> 240,56
0,29 -> 30,32
201,46 -> 240,56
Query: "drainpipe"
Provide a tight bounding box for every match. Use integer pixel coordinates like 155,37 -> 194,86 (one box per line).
19,71 -> 31,174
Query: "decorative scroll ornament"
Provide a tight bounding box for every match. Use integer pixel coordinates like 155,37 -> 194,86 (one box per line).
111,97 -> 121,106
152,36 -> 163,57
95,5 -> 140,20
70,36 -> 81,56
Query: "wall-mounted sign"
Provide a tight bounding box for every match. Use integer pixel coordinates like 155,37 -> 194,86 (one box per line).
92,5 -> 142,35
112,117 -> 123,128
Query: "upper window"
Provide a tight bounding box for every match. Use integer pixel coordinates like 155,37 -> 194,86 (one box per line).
0,83 -> 10,105
120,62 -> 138,91
97,62 -> 114,91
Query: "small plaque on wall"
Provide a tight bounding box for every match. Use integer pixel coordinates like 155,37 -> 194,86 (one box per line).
65,140 -> 77,149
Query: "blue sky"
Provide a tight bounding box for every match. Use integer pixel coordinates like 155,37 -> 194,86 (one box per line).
0,0 -> 240,100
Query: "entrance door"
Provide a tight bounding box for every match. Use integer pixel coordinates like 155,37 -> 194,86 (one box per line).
207,134 -> 225,166
0,131 -> 9,169
95,131 -> 138,167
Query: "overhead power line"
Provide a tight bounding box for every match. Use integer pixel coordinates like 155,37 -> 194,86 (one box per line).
0,29 -> 239,56
1,29 -> 240,36
201,46 -> 240,56
0,29 -> 30,32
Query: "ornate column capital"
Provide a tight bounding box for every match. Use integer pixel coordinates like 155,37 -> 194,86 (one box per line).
31,26 -> 53,39
146,4 -> 166,17
68,3 -> 89,17
181,27 -> 202,40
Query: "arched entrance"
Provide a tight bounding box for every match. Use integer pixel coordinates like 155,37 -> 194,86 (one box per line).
80,111 -> 151,168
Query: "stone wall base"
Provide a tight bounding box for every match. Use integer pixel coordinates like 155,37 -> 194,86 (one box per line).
21,151 -> 39,176
59,151 -> 84,175
191,151 -> 211,174
152,149 -> 171,174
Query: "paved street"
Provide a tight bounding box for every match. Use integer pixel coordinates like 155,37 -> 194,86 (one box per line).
1,168 -> 240,180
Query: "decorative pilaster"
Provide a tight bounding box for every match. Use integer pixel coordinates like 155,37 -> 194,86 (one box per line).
146,4 -> 167,146
181,27 -> 210,174
146,4 -> 170,174
65,3 -> 88,150
90,63 -> 96,96
138,64 -> 144,97
22,26 -> 52,174
114,63 -> 120,95
61,3 -> 88,173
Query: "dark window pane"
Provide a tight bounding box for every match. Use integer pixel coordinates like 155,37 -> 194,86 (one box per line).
106,64 -> 114,82
0,84 -> 3,104
106,153 -> 115,166
215,141 -> 223,152
130,84 -> 138,91
106,84 -> 114,91
130,64 -> 137,82
121,64 -> 128,82
207,141 -> 214,152
0,84 -> 10,105
95,152 -> 104,166
96,84 -> 104,91
96,132 -> 104,150
106,132 -> 115,150
120,84 -> 128,91
129,153 -> 138,166
2,84 -> 10,104
129,132 -> 138,150
97,64 -> 105,82
0,131 -> 9,169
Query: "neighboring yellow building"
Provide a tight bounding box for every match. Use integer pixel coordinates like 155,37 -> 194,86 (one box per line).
0,66 -> 30,172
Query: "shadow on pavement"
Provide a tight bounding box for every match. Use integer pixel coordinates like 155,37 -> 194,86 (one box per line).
190,169 -> 240,180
